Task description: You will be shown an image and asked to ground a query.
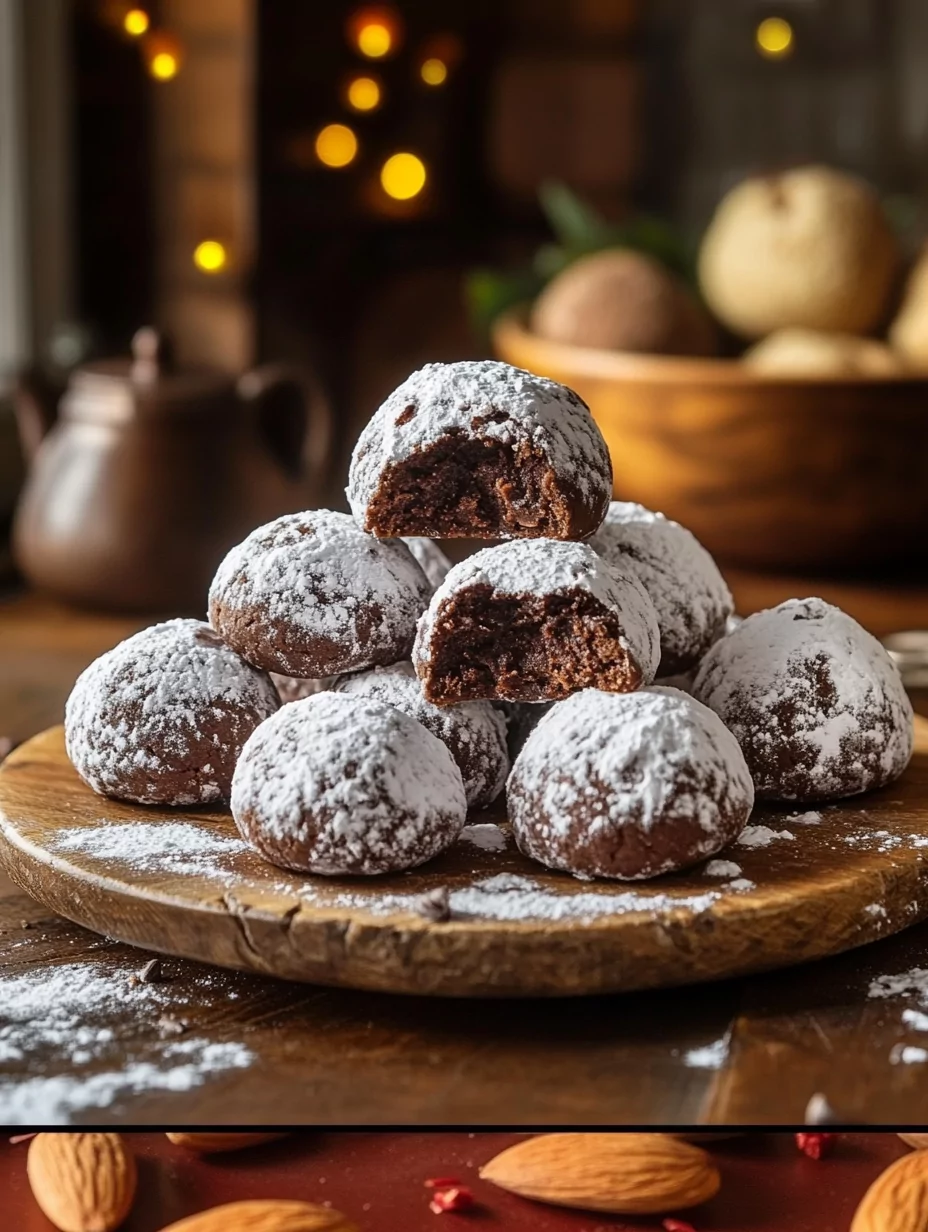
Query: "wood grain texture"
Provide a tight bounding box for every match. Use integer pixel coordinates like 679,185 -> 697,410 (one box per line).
493,309 -> 928,573
2,723 -> 928,998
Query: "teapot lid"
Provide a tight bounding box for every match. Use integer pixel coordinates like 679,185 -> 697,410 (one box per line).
65,327 -> 235,419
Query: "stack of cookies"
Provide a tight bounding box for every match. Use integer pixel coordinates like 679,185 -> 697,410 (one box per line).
65,360 -> 915,886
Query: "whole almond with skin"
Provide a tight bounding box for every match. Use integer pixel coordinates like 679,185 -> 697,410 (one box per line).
900,1134 -> 928,1150
852,1149 -> 928,1232
157,1200 -> 358,1232
27,1132 -> 137,1232
479,1132 -> 720,1215
166,1132 -> 289,1153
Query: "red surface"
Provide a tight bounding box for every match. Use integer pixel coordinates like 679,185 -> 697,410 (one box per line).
0,1132 -> 917,1232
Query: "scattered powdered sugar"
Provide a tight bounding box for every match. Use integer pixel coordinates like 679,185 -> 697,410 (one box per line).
791,810 -> 823,825
704,859 -> 742,877
736,825 -> 796,849
51,822 -> 250,878
683,1037 -> 729,1070
869,968 -> 928,1004
508,687 -> 754,880
231,692 -> 467,875
209,510 -> 431,677
459,823 -> 508,852
414,539 -> 661,688
334,661 -> 509,809
347,360 -> 612,520
863,903 -> 888,919
589,501 -> 733,675
891,1044 -> 928,1065
0,961 -> 253,1123
64,619 -> 279,806
693,597 -> 914,801
902,1009 -> 928,1030
402,537 -> 452,593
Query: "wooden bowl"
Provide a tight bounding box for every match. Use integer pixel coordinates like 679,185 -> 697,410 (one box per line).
493,309 -> 928,572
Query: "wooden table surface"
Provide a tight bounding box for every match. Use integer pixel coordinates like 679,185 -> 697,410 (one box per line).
2,579 -> 928,1127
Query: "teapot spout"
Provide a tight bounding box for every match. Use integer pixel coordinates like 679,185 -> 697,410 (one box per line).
12,365 -> 60,461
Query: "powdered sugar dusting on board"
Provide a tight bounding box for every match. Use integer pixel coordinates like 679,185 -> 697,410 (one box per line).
208,510 -> 431,676
414,540 -> 661,686
459,823 -> 508,851
64,620 -> 279,806
589,501 -> 733,674
51,822 -> 250,877
231,692 -> 467,875
334,661 -> 509,808
347,360 -> 612,521
736,825 -> 796,848
693,597 -> 914,801
0,960 -> 253,1123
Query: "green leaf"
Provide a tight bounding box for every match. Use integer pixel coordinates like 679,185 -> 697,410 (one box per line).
538,181 -> 614,250
464,267 -> 543,335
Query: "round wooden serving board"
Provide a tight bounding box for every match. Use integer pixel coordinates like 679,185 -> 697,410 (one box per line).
2,723 -> 928,998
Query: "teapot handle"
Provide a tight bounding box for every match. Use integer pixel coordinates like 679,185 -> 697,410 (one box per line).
237,363 -> 333,484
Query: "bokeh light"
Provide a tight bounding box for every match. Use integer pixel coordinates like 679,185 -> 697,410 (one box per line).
380,152 -> 427,201
420,58 -> 448,86
347,7 -> 403,60
315,123 -> 359,168
150,51 -> 178,79
193,241 -> 227,274
123,8 -> 149,36
755,16 -> 794,59
346,76 -> 382,112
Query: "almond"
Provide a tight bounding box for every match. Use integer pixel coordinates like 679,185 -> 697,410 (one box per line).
27,1132 -> 137,1232
851,1149 -> 928,1232
157,1200 -> 358,1232
165,1133 -> 289,1153
479,1132 -> 720,1215
899,1135 -> 928,1151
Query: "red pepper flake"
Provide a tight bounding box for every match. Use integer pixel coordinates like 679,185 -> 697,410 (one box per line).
662,1220 -> 697,1232
795,1132 -> 837,1159
425,1177 -> 463,1189
429,1186 -> 475,1214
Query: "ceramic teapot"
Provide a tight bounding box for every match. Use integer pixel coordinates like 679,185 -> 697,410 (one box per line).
12,328 -> 332,612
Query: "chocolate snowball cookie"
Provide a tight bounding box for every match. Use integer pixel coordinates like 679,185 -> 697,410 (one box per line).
348,360 -> 612,541
693,597 -> 914,801
402,537 -> 452,593
335,661 -> 509,808
413,539 -> 660,705
589,501 -> 733,676
209,509 -> 431,678
231,692 -> 467,875
508,686 -> 754,880
65,619 -> 279,806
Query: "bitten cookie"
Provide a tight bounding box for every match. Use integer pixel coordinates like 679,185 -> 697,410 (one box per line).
335,661 -> 509,808
209,510 -> 431,678
693,597 -> 914,801
231,692 -> 467,875
508,686 -> 754,880
413,539 -> 660,705
65,619 -> 279,806
348,360 -> 612,541
589,501 -> 733,676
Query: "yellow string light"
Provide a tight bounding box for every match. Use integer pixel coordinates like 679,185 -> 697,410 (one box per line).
150,51 -> 178,80
420,58 -> 447,86
315,123 -> 359,168
357,21 -> 391,57
755,16 -> 794,59
123,8 -> 149,36
381,152 -> 426,201
193,241 -> 227,273
347,76 -> 381,112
